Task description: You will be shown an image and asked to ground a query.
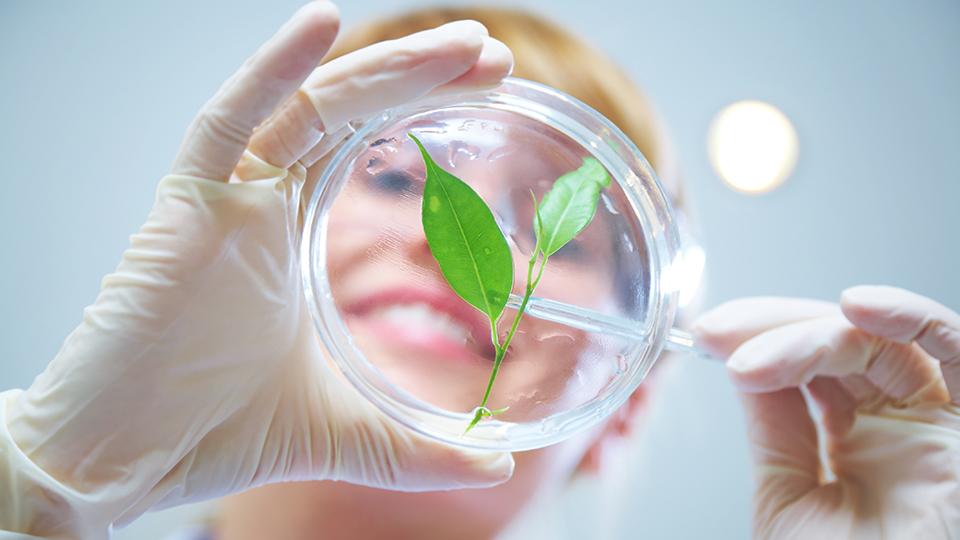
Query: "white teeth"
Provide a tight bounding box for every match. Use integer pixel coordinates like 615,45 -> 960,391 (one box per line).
373,303 -> 470,343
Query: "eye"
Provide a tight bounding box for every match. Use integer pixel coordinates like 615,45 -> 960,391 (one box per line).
526,225 -> 588,261
369,169 -> 416,194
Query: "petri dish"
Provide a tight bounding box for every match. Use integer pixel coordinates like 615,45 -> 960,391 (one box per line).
302,78 -> 695,451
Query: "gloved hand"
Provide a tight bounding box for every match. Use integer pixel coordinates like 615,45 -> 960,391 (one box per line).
694,285 -> 960,539
0,2 -> 515,537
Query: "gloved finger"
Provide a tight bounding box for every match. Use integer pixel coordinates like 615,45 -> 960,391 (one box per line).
296,34 -> 511,170
247,22 -> 512,171
316,373 -> 515,491
300,34 -> 513,169
171,1 -> 340,181
727,315 -> 948,405
429,35 -> 514,94
841,285 -> 960,403
693,297 -> 837,358
739,389 -> 822,527
304,20 -> 490,132
297,22 -> 512,168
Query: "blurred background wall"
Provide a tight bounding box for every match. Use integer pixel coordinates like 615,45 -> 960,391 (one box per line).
1,1 -> 957,538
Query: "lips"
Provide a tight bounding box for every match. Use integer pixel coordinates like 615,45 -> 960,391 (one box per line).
343,286 -> 497,361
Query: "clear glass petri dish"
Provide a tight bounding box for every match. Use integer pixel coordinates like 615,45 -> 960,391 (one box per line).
301,78 -> 692,451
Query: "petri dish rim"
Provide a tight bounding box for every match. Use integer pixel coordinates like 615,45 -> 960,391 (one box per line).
301,77 -> 683,451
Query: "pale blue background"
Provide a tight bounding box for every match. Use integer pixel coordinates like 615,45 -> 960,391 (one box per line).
1,1 -> 957,538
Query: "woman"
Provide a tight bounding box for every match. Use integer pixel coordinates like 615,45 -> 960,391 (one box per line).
1,2 -> 956,539
216,7 -> 682,540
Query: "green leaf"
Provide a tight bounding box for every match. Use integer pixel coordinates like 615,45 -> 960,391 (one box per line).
535,157 -> 611,257
410,134 -> 514,322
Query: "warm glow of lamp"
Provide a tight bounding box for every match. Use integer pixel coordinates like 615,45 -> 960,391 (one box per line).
708,100 -> 798,194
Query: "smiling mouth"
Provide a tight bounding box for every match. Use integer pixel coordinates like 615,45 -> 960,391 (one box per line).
370,303 -> 471,342
344,288 -> 496,362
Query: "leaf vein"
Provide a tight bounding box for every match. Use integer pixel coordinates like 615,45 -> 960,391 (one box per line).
427,159 -> 495,318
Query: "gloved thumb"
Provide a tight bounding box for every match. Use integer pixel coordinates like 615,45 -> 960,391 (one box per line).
322,402 -> 515,491
306,352 -> 515,491
386,429 -> 516,491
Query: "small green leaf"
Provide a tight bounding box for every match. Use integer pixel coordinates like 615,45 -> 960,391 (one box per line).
464,405 -> 510,434
410,134 -> 514,322
535,157 -> 611,257
465,408 -> 486,434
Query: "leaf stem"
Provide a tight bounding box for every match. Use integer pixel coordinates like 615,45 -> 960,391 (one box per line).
465,194 -> 551,433
474,249 -> 548,413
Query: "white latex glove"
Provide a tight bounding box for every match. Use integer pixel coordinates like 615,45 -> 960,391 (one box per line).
0,3 -> 515,538
694,286 -> 960,539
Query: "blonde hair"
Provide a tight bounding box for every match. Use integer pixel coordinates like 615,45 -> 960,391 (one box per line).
327,6 -> 682,205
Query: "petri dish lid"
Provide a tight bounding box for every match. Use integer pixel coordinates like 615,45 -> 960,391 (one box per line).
302,78 -> 684,451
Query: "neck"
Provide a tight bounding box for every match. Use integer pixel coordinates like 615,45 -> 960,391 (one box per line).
218,481 -> 507,540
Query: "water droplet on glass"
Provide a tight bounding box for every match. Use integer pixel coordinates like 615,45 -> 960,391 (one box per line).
574,369 -> 587,388
622,232 -> 635,253
516,389 -> 539,401
615,354 -> 628,374
482,247 -> 493,255
487,146 -> 516,163
536,330 -> 577,344
365,156 -> 387,175
409,119 -> 448,135
447,140 -> 480,168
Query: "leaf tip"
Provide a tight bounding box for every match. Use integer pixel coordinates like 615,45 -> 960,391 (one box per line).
408,132 -> 430,160
582,156 -> 611,188
463,405 -> 511,434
